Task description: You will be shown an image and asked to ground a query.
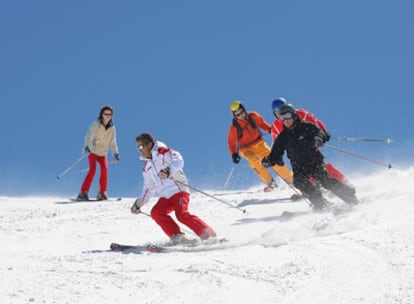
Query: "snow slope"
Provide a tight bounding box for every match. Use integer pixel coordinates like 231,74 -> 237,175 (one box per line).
1,168 -> 414,304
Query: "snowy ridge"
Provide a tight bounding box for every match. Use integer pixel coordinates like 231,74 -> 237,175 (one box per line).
1,168 -> 414,303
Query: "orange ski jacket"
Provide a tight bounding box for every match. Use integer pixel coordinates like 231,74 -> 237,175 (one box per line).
228,111 -> 271,155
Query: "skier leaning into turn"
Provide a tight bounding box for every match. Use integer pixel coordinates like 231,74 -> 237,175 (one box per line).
262,104 -> 360,211
270,97 -> 348,183
130,132 -> 216,244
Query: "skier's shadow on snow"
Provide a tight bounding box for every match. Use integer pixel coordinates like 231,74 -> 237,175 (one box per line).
233,215 -> 285,225
233,211 -> 309,225
237,197 -> 293,207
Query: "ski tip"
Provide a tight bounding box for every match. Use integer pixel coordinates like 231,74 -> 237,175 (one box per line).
146,244 -> 164,253
110,243 -> 137,252
110,243 -> 121,251
281,211 -> 293,217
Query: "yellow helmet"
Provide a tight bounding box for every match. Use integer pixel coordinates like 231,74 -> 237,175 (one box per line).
230,100 -> 243,112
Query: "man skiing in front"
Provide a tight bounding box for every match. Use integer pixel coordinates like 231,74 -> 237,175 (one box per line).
130,132 -> 216,244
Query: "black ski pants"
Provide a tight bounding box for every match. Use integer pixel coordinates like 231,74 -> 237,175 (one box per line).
292,162 -> 356,205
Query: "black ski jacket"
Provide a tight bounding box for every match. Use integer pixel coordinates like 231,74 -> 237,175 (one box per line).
268,119 -> 329,170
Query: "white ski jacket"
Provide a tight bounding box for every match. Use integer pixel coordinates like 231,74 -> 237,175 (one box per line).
139,141 -> 190,205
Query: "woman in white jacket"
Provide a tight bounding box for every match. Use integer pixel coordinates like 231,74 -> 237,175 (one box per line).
77,105 -> 119,201
131,133 -> 216,244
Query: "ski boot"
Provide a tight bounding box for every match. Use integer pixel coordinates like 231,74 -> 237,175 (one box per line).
97,191 -> 109,201
264,179 -> 278,192
76,191 -> 89,201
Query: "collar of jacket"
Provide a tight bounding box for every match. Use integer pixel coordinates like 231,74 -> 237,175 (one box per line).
139,140 -> 168,161
99,119 -> 113,130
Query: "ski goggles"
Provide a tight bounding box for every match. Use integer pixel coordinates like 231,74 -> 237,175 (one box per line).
273,109 -> 281,117
278,112 -> 293,120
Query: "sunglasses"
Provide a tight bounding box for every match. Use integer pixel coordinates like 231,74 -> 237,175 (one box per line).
234,110 -> 244,117
103,112 -> 112,116
136,144 -> 146,151
278,112 -> 293,120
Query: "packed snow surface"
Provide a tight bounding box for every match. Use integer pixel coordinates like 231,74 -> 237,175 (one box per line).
1,168 -> 414,304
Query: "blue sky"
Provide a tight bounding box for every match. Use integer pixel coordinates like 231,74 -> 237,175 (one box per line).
1,1 -> 413,197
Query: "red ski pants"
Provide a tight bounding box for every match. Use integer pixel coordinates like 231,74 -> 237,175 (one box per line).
151,192 -> 216,239
80,153 -> 108,193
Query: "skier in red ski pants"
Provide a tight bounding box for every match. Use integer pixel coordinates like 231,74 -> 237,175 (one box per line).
130,132 -> 216,244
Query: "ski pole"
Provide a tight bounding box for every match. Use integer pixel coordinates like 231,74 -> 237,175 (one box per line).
331,137 -> 393,144
56,153 -> 88,180
174,180 -> 247,214
324,144 -> 392,169
140,210 -> 151,217
222,166 -> 235,190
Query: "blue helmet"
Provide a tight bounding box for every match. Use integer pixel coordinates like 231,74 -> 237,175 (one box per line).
271,98 -> 287,111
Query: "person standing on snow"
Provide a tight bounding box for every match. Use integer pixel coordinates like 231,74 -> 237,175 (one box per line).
262,104 -> 360,210
76,105 -> 119,201
130,132 -> 216,244
270,97 -> 348,183
227,100 -> 293,192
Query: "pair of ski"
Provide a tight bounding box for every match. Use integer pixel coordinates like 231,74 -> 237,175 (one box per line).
55,197 -> 123,205
69,197 -> 122,202
110,243 -> 165,253
110,243 -> 168,253
110,238 -> 228,254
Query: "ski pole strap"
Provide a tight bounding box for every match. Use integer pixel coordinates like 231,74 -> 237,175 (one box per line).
324,144 -> 392,169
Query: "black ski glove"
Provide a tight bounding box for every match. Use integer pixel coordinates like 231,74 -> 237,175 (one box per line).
232,153 -> 241,164
314,136 -> 324,148
325,131 -> 331,142
158,167 -> 170,179
262,156 -> 272,168
114,153 -> 120,161
84,146 -> 91,153
131,199 -> 143,214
